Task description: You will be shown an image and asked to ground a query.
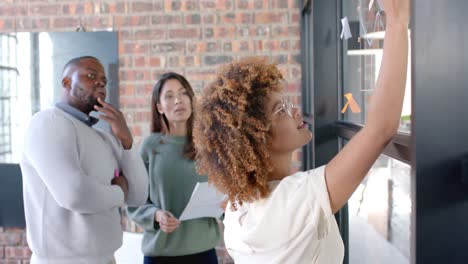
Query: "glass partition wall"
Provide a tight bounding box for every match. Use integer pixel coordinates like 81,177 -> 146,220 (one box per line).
301,0 -> 412,263
341,1 -> 412,263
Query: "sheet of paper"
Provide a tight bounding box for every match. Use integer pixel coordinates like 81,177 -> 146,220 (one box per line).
178,182 -> 227,221
340,17 -> 352,40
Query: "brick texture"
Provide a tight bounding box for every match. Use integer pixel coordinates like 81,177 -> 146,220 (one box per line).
0,228 -> 28,263
0,0 -> 302,263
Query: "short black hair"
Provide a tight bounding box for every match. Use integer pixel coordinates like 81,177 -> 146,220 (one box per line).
62,56 -> 100,73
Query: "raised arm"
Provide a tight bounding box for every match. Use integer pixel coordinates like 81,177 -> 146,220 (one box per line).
325,0 -> 410,213
95,97 -> 148,206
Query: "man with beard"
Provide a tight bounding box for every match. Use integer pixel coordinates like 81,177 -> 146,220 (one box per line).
20,56 -> 148,264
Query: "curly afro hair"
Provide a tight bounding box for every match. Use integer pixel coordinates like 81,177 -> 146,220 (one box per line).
193,57 -> 284,210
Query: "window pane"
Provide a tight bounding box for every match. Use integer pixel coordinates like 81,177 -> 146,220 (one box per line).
348,154 -> 411,264
341,0 -> 411,133
0,34 -> 17,163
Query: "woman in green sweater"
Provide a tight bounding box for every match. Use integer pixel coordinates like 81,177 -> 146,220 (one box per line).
127,72 -> 221,264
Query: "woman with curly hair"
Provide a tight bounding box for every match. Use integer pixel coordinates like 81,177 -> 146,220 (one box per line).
193,0 -> 409,263
127,72 -> 221,264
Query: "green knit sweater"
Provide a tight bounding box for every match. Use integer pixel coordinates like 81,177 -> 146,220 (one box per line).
127,133 -> 220,257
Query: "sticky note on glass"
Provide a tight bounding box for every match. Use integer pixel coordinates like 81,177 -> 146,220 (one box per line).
341,93 -> 361,113
340,17 -> 352,40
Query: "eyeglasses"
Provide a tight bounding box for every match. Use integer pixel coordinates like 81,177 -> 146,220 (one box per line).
272,97 -> 295,117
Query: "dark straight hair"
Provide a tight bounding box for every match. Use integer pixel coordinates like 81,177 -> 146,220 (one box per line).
151,72 -> 196,160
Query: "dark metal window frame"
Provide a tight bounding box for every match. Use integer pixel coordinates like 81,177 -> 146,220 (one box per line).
301,0 -> 314,170
334,121 -> 411,164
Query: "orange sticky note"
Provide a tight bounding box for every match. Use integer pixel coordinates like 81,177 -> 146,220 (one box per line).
341,93 -> 361,113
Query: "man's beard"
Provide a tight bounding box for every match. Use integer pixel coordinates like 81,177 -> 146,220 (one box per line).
72,88 -> 102,112
91,96 -> 103,108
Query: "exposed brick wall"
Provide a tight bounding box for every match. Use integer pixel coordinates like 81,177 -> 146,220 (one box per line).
0,227 -> 31,264
0,0 -> 302,263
